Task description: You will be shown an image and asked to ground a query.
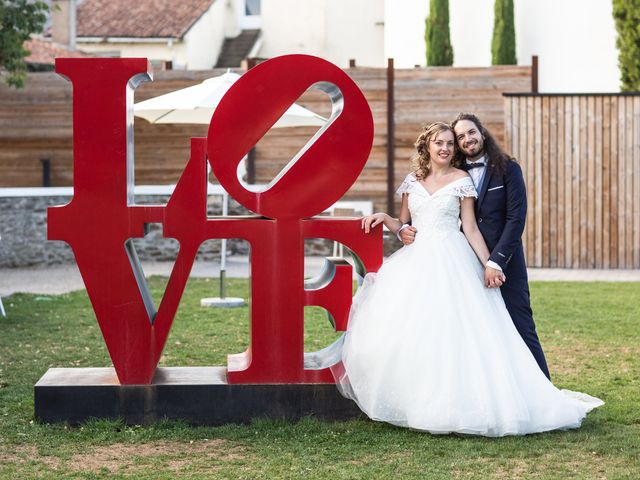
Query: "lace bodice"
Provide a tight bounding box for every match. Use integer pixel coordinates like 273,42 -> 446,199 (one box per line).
396,173 -> 477,236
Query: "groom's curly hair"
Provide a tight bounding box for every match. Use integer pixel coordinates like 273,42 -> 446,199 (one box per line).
451,113 -> 512,175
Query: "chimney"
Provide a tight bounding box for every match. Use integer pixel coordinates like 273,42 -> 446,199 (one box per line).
51,0 -> 77,50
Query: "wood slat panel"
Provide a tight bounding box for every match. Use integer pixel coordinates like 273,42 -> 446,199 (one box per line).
602,97 -> 611,268
594,96 -> 603,268
541,96 -> 550,267
564,97 -> 573,267
504,93 -> 640,268
572,97 -> 581,268
626,97 -> 635,268
548,96 -> 557,267
587,96 -> 596,268
516,97 -> 532,263
534,96 -> 542,266
634,97 -> 640,267
527,96 -> 535,262
618,98 -> 626,267
556,97 -> 565,267
610,97 -> 619,268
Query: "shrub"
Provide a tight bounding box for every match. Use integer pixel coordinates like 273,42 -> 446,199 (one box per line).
612,0 -> 640,91
491,0 -> 517,65
425,0 -> 454,66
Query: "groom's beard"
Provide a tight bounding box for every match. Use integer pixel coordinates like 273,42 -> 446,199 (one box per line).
461,141 -> 483,160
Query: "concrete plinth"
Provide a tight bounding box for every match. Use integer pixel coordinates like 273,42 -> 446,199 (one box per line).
34,367 -> 362,425
200,297 -> 245,308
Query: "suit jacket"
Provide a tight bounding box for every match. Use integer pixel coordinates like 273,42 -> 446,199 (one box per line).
475,160 -> 527,274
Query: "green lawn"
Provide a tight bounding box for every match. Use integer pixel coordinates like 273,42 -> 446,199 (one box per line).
0,278 -> 638,479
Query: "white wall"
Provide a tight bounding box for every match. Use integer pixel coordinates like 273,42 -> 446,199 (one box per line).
449,0 -> 494,67
515,0 -> 618,92
384,0 -> 428,68
225,0 -> 243,37
260,0 -> 384,68
385,0 -> 620,92
184,0 -> 228,69
325,0 -> 385,67
261,0 -> 327,57
77,41 -> 189,68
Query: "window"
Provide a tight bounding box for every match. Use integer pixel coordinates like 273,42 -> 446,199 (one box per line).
245,0 -> 261,16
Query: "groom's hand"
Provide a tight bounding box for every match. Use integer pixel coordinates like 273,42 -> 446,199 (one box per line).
484,267 -> 506,288
399,226 -> 417,245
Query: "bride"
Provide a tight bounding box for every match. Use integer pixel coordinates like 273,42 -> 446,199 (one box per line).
333,122 -> 603,436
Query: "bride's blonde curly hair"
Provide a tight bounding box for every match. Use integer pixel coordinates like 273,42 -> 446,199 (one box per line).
412,122 -> 461,179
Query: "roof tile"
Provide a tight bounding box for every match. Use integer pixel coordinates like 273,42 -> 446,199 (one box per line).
76,0 -> 216,39
24,36 -> 94,65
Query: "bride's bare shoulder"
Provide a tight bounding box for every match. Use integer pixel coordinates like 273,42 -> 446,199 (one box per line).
452,169 -> 470,180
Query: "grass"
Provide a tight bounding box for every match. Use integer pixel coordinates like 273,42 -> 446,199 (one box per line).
0,278 -> 639,479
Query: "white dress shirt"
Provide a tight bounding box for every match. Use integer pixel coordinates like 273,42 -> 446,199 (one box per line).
466,155 -> 502,272
466,155 -> 488,188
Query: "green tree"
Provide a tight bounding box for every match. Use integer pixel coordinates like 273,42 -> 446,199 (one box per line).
613,0 -> 640,91
491,0 -> 517,65
425,0 -> 453,66
0,0 -> 49,88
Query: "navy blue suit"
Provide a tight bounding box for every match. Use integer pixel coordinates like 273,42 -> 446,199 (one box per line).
474,160 -> 551,379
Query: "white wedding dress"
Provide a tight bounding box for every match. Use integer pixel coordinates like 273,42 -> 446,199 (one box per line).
333,173 -> 603,436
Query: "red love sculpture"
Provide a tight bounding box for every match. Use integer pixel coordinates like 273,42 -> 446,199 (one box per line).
49,55 -> 382,385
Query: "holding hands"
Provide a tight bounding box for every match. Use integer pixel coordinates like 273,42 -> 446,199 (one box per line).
484,267 -> 506,289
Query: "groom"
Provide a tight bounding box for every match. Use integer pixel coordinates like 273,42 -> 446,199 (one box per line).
400,113 -> 551,379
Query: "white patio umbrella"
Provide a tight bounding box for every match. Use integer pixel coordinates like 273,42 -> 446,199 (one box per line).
134,71 -> 327,127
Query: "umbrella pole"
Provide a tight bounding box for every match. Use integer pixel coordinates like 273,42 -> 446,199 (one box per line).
220,240 -> 227,300
219,268 -> 226,299
201,191 -> 244,308
220,192 -> 228,299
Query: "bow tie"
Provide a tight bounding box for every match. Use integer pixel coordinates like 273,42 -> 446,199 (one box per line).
465,162 -> 485,170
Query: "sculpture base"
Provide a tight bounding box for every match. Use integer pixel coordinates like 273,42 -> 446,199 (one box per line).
200,297 -> 245,308
34,367 -> 362,425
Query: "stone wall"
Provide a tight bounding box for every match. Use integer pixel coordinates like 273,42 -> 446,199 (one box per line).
0,189 -> 394,268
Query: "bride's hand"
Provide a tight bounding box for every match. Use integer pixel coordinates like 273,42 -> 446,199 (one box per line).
484,267 -> 506,288
361,213 -> 386,233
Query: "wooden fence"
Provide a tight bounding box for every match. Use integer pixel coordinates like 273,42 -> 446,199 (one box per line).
0,64 -> 531,216
0,70 -> 219,188
504,94 -> 640,269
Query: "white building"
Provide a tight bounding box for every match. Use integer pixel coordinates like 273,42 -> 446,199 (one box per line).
51,0 -> 621,92
448,0 -> 620,93
51,0 -> 260,69
262,0 -> 620,93
259,0 -> 385,69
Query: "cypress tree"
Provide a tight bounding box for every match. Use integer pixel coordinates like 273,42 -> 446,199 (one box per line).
491,0 -> 517,65
425,0 -> 454,66
612,0 -> 640,91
